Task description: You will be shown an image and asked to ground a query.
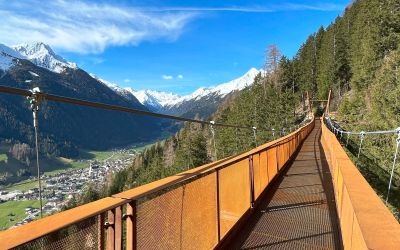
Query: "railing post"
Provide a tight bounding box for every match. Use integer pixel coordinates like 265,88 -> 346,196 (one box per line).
126,201 -> 137,250
249,155 -> 255,208
106,209 -> 115,250
98,213 -> 105,250
115,206 -> 122,250
216,170 -> 221,242
276,146 -> 280,172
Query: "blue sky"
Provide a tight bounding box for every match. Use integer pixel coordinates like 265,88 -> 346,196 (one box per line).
0,0 -> 350,95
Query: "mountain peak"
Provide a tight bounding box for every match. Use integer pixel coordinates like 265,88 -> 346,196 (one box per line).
11,42 -> 77,73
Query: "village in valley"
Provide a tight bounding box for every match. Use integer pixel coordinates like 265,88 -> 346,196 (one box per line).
0,148 -> 135,229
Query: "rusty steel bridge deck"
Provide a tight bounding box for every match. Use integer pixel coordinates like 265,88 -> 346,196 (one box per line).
229,120 -> 342,249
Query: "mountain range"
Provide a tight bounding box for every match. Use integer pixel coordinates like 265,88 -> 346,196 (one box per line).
95,67 -> 261,118
0,42 -> 166,156
0,42 -> 261,151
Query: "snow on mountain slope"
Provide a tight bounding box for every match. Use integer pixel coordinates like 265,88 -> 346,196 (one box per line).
165,68 -> 260,107
89,74 -> 140,104
113,68 -> 260,111
12,42 -> 77,73
2,41 -> 260,116
125,88 -> 180,110
0,43 -> 25,71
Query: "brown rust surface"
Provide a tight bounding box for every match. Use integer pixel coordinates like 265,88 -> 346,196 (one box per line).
228,120 -> 342,249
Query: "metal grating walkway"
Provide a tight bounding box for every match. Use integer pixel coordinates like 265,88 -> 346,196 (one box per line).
229,120 -> 342,249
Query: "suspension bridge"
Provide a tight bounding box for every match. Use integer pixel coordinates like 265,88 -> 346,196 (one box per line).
0,86 -> 399,249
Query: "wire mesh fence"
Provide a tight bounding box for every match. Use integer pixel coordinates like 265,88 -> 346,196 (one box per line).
2,118 -> 315,250
13,216 -> 100,250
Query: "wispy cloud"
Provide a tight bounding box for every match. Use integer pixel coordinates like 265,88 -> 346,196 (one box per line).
124,79 -> 131,83
177,74 -> 184,79
0,0 -> 197,54
140,3 -> 344,13
0,1 -> 343,54
162,75 -> 173,80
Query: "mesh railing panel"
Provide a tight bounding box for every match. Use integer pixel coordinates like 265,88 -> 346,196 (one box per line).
136,172 -> 218,250
218,158 -> 250,238
13,216 -> 100,250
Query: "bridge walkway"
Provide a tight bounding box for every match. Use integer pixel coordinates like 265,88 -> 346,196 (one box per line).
229,119 -> 342,249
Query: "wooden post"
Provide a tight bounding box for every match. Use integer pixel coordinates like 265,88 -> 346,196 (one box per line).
115,206 -> 122,250
106,209 -> 115,250
98,213 -> 105,250
126,201 -> 137,250
216,170 -> 221,242
248,155 -> 255,208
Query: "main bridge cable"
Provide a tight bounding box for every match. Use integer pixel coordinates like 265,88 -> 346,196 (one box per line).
1,85 -> 307,169
0,85 -> 257,130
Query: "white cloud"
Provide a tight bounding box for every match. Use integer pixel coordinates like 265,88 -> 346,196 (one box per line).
0,0 -> 197,54
162,75 -> 173,80
0,1 -> 343,54
124,79 -> 131,83
140,3 -> 344,13
177,74 -> 184,79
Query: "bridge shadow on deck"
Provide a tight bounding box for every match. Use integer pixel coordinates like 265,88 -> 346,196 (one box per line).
228,120 -> 342,250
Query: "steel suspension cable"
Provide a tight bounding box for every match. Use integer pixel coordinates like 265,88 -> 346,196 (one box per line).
209,121 -> 217,160
325,116 -> 399,136
27,88 -> 43,218
252,127 -> 257,147
0,85 -> 257,130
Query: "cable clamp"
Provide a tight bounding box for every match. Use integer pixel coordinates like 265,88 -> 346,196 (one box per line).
396,128 -> 400,144
27,87 -> 42,112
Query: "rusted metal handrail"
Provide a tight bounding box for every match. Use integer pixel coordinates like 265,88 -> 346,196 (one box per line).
0,117 -> 315,249
320,118 -> 400,249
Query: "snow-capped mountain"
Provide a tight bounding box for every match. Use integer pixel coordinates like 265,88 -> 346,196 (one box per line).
91,68 -> 260,114
0,43 -> 25,71
166,68 -> 259,107
125,89 -> 180,111
89,73 -> 141,103
123,68 -> 260,111
12,42 -> 77,73
1,41 -> 261,119
123,68 -> 261,118
0,43 -> 166,157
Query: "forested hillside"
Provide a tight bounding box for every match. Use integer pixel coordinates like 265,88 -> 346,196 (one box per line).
71,0 -> 400,212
